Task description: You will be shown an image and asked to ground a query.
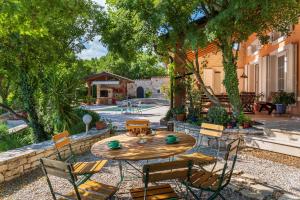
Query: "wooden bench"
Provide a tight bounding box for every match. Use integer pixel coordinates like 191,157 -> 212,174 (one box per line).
126,119 -> 150,136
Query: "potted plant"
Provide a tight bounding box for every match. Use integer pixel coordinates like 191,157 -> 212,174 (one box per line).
272,91 -> 296,114
107,120 -> 117,135
173,106 -> 186,121
226,117 -> 236,129
237,113 -> 252,129
95,117 -> 107,130
253,92 -> 264,112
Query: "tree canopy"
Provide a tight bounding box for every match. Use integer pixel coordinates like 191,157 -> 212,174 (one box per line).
101,0 -> 300,115
83,52 -> 167,79
0,0 -> 104,141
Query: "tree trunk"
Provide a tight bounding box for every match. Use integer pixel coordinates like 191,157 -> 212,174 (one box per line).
220,42 -> 242,116
19,69 -> 48,142
173,52 -> 186,108
0,103 -> 29,123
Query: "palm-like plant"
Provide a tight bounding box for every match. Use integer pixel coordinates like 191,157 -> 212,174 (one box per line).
41,63 -> 86,133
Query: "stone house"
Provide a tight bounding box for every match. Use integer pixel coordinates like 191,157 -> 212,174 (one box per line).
184,18 -> 300,115
127,77 -> 169,99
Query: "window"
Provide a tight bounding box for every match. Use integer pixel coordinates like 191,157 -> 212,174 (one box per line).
271,32 -> 283,42
278,55 -> 285,91
100,90 -> 108,97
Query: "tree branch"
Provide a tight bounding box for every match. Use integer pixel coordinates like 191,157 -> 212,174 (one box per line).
0,103 -> 29,124
176,48 -> 221,106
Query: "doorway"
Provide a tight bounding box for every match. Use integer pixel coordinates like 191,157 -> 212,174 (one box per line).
136,86 -> 144,98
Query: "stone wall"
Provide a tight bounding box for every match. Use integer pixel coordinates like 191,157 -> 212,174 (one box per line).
174,121 -> 263,148
0,129 -> 110,183
127,77 -> 169,98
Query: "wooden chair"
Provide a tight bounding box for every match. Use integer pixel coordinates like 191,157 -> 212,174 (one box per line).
52,131 -> 107,184
177,123 -> 224,166
130,160 -> 193,200
40,158 -> 117,200
126,119 -> 150,136
187,138 -> 241,200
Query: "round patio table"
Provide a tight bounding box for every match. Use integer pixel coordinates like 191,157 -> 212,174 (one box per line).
91,131 -> 196,161
91,131 -> 196,184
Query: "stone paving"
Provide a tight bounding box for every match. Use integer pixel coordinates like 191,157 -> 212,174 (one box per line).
89,105 -> 169,130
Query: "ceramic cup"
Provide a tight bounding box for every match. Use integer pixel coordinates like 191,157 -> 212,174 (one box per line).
166,135 -> 177,143
108,140 -> 119,148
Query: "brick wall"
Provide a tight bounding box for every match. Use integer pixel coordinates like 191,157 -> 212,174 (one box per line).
0,129 -> 110,183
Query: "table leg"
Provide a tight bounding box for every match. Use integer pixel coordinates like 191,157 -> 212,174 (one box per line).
118,160 -> 124,186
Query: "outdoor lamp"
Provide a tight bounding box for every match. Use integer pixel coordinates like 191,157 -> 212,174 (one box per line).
83,114 -> 92,134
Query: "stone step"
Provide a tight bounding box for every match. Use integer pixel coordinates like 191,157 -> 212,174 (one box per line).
254,124 -> 300,141
264,128 -> 300,143
244,136 -> 300,157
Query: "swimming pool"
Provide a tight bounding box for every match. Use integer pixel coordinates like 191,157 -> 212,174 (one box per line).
97,104 -> 156,112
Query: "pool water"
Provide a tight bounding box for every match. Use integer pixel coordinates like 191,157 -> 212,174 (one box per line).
98,104 -> 156,112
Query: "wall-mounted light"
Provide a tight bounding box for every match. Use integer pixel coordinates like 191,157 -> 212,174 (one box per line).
240,72 -> 248,79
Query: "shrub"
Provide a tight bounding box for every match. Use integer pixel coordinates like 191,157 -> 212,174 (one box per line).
207,106 -> 229,125
69,108 -> 100,134
172,106 -> 186,115
272,91 -> 296,105
165,109 -> 174,121
237,113 -> 251,124
0,126 -> 34,152
0,123 -> 9,136
145,90 -> 152,98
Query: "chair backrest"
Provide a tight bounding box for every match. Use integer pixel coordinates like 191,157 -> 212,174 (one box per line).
40,158 -> 81,200
200,123 -> 224,138
126,119 -> 150,135
143,160 -> 193,184
52,131 -> 74,161
53,130 -> 71,149
219,138 -> 241,188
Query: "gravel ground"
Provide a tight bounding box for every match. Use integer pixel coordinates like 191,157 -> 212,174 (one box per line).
241,148 -> 300,169
235,152 -> 300,196
1,147 -> 300,199
0,152 -> 250,200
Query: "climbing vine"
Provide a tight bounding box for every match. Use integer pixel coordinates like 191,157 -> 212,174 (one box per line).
220,42 -> 242,117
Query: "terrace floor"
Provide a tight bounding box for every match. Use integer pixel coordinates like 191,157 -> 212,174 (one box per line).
2,106 -> 300,199
88,104 -> 169,130
0,143 -> 299,200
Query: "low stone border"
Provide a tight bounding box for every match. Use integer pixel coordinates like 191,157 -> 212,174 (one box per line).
173,121 -> 264,147
0,128 -> 111,183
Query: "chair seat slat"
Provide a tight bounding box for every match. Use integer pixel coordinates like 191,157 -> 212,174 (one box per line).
201,123 -> 224,131
200,129 -> 222,137
144,160 -> 191,172
130,184 -> 178,200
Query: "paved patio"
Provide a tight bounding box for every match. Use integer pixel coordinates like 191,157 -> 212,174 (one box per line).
88,105 -> 169,130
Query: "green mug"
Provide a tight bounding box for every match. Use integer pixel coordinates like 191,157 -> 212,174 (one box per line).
166,135 -> 177,143
108,140 -> 119,148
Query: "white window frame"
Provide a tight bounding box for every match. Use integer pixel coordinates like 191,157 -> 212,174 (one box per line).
276,51 -> 287,91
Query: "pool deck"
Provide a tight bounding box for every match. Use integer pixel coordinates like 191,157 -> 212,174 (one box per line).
90,105 -> 169,130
